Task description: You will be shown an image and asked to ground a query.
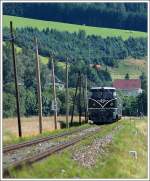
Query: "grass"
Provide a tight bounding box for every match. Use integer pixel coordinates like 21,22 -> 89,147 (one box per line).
39,55 -> 66,68
39,55 -> 49,64
57,61 -> 66,69
5,117 -> 148,179
15,45 -> 22,54
3,15 -> 147,40
106,58 -> 147,80
3,116 -> 87,145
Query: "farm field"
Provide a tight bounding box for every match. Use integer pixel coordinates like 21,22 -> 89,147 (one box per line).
3,116 -> 85,145
3,117 -> 148,179
106,58 -> 147,80
3,15 -> 147,40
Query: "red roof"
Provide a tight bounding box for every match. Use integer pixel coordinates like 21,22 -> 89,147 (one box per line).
113,79 -> 141,90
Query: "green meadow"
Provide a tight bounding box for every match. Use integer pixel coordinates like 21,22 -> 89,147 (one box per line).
3,15 -> 147,40
106,58 -> 147,80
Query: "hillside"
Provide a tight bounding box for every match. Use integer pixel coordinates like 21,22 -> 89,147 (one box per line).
3,9 -> 147,123
3,3 -> 147,31
3,15 -> 147,89
107,58 -> 147,80
3,15 -> 147,40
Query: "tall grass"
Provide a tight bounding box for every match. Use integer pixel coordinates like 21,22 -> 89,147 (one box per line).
3,116 -> 86,145
5,118 -> 148,179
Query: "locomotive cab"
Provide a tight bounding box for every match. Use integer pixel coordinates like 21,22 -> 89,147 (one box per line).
88,87 -> 122,124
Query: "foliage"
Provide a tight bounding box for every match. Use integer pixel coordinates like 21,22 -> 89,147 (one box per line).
24,90 -> 38,116
124,73 -> 129,80
3,3 -> 147,31
120,92 -> 147,116
137,91 -> 147,115
3,93 -> 16,117
139,72 -> 147,91
3,27 -> 147,68
2,20 -> 147,117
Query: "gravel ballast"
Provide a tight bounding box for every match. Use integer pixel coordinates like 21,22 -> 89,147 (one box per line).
73,125 -> 123,168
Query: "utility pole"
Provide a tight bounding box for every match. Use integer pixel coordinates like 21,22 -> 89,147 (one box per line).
51,55 -> 57,130
82,75 -> 87,123
65,57 -> 69,128
70,73 -> 80,126
10,21 -> 22,137
85,76 -> 88,123
35,37 -> 43,134
78,72 -> 82,125
81,75 -> 86,124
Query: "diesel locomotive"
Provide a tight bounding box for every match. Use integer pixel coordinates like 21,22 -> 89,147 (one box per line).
88,87 -> 122,123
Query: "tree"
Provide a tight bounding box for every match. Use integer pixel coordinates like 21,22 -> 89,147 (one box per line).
137,92 -> 147,115
3,3 -> 147,31
125,73 -> 130,79
3,93 -> 16,117
24,90 -> 37,116
139,72 -> 147,92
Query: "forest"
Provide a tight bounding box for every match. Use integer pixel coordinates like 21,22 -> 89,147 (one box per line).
3,27 -> 147,118
3,3 -> 147,32
3,27 -> 147,65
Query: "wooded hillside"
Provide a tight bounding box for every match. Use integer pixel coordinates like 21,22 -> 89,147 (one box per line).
3,3 -> 147,32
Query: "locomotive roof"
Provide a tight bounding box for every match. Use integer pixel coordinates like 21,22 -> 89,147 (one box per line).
91,87 -> 116,90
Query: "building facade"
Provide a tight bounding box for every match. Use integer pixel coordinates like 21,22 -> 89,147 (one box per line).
113,79 -> 142,96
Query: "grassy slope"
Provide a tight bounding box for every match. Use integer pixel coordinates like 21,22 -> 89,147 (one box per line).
3,15 -> 147,40
39,55 -> 49,64
13,44 -> 147,80
3,15 -> 147,79
7,118 -> 147,179
106,58 -> 147,80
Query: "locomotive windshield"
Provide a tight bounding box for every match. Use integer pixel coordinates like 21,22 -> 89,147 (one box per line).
91,88 -> 115,100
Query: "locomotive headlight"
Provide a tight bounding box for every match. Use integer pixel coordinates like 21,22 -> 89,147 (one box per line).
93,102 -> 96,107
110,102 -> 113,106
113,112 -> 116,118
113,92 -> 116,97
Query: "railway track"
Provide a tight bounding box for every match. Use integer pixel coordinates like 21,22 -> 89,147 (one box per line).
3,126 -> 101,177
3,126 -> 89,153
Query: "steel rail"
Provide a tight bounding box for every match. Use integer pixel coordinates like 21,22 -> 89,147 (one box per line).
3,128 -> 100,177
3,127 -> 89,153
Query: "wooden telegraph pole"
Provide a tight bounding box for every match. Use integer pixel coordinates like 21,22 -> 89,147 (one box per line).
85,76 -> 88,123
10,21 -> 22,137
78,72 -> 82,125
51,55 -> 57,129
82,75 -> 87,123
70,73 -> 80,126
65,58 -> 69,128
35,37 -> 43,134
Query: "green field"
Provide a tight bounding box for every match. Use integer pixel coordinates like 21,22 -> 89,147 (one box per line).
5,118 -> 148,179
106,58 -> 147,80
3,15 -> 147,40
39,56 -> 147,80
39,55 -> 49,65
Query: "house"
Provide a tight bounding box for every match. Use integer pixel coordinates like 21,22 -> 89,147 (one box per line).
90,64 -> 102,70
113,79 -> 142,96
46,75 -> 65,90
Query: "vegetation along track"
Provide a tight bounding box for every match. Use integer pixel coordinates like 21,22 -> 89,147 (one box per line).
3,126 -> 89,153
3,126 -> 100,176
